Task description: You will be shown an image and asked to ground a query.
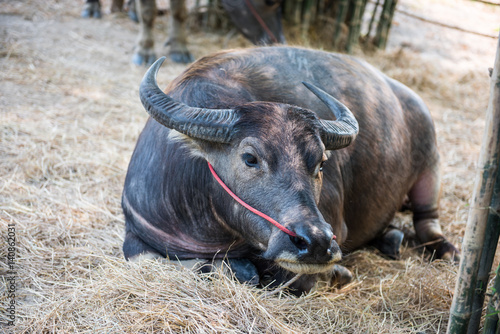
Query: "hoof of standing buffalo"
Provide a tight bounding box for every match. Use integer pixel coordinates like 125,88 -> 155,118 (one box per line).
132,52 -> 157,67
128,9 -> 139,23
81,2 -> 102,19
169,50 -> 195,64
165,39 -> 194,64
373,228 -> 405,260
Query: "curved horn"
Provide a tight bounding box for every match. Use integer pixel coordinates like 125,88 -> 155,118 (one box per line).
140,57 -> 239,143
302,82 -> 359,150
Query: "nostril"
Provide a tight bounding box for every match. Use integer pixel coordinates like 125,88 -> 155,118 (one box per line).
289,235 -> 308,251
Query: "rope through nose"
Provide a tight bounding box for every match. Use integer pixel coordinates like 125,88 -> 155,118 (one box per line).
207,161 -> 297,237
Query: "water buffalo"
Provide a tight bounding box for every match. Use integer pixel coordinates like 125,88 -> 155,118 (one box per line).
82,0 -> 284,65
122,46 -> 459,294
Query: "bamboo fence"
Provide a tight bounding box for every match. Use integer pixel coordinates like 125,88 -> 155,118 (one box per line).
447,32 -> 500,334
192,0 -> 399,53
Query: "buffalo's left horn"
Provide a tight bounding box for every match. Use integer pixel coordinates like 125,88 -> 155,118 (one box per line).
302,82 -> 359,150
140,57 -> 239,143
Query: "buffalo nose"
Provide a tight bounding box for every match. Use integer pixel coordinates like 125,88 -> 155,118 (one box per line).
289,226 -> 338,262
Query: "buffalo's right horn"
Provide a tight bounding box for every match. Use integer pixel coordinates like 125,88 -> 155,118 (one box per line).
139,57 -> 239,143
302,82 -> 359,150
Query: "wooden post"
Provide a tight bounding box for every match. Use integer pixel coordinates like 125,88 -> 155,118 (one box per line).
447,33 -> 500,334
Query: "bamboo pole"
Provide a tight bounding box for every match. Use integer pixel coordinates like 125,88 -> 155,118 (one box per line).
283,0 -> 294,24
358,0 -> 369,36
346,0 -> 364,53
365,0 -> 380,39
374,0 -> 397,49
318,0 -> 325,18
294,0 -> 304,26
483,264 -> 500,333
333,0 -> 349,50
302,0 -> 315,40
382,0 -> 397,49
208,0 -> 219,29
469,169 -> 500,334
481,175 -> 500,333
447,33 -> 500,334
374,0 -> 391,48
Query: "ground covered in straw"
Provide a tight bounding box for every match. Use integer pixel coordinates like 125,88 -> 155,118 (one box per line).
1,0 -> 499,332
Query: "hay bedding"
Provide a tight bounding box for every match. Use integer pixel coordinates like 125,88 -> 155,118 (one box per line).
0,0 -> 498,332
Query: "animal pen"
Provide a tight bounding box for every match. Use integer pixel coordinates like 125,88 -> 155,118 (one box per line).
1,0 -> 500,333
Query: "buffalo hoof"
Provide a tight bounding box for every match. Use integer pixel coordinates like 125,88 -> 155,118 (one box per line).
373,228 -> 405,260
330,264 -> 353,287
434,239 -> 460,263
169,50 -> 195,64
128,251 -> 164,262
197,258 -> 260,286
132,51 -> 157,67
128,9 -> 139,23
81,2 -> 102,19
316,264 -> 353,290
164,39 -> 194,64
226,258 -> 260,286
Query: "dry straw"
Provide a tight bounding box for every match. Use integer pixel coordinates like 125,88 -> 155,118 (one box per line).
0,0 -> 497,332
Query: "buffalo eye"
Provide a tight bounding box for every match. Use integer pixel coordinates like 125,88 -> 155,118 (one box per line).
319,160 -> 325,172
242,153 -> 259,168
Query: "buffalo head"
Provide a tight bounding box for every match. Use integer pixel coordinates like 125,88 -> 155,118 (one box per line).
138,57 -> 358,274
222,0 -> 285,45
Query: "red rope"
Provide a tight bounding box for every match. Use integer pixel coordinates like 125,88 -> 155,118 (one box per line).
207,161 -> 297,237
244,0 -> 278,44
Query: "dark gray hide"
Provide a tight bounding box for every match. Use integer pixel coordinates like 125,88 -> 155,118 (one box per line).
122,46 -> 458,294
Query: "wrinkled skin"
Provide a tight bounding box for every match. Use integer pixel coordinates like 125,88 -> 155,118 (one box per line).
122,46 -> 459,295
82,0 -> 284,65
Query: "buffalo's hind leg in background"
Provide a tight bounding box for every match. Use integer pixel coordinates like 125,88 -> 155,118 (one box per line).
410,166 -> 459,261
164,0 -> 194,63
133,0 -> 157,66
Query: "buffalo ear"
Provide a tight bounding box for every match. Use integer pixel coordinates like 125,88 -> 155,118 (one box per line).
167,129 -> 213,159
302,82 -> 359,150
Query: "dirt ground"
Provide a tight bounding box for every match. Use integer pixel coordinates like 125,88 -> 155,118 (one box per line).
1,0 -> 499,332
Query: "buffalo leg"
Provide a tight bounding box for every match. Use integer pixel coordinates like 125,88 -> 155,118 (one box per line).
372,226 -> 405,259
81,0 -> 102,19
196,259 -> 260,285
111,0 -> 124,12
126,0 -> 139,22
257,263 -> 353,295
410,167 -> 459,261
123,230 -> 163,260
165,0 -> 194,63
133,0 -> 157,66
